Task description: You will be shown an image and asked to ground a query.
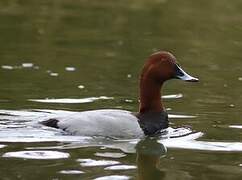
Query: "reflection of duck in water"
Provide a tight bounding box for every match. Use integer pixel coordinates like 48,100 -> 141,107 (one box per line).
42,51 -> 198,138
136,138 -> 167,180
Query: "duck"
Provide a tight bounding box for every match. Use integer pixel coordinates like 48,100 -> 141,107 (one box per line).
41,51 -> 198,138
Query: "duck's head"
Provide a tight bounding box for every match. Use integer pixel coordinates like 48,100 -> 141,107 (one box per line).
141,51 -> 199,83
139,51 -> 198,113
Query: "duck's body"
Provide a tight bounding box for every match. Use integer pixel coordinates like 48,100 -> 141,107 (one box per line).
45,109 -> 144,138
43,109 -> 169,138
42,51 -> 198,138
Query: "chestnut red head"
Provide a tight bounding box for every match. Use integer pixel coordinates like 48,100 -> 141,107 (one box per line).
141,51 -> 199,83
139,51 -> 198,113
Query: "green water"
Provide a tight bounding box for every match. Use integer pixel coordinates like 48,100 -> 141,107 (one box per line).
1,0 -> 242,179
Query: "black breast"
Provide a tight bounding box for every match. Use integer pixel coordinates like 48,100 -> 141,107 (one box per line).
136,111 -> 169,136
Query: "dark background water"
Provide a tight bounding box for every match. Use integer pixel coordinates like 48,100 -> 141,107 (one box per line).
0,0 -> 242,179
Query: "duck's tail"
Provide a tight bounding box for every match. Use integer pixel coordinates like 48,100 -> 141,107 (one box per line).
41,118 -> 59,128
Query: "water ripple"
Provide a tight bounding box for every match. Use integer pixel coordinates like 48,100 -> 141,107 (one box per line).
28,96 -> 114,104
27,94 -> 182,104
1,109 -> 242,152
162,93 -> 183,99
78,158 -> 120,167
168,114 -> 196,118
94,175 -> 130,180
94,152 -> 126,158
160,132 -> 242,151
229,125 -> 242,129
104,165 -> 137,170
2,150 -> 70,159
0,144 -> 6,148
59,170 -> 84,174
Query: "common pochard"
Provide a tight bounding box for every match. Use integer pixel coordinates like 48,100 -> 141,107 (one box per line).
42,51 -> 198,138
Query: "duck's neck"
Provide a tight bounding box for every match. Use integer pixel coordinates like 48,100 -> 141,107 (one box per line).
139,77 -> 164,113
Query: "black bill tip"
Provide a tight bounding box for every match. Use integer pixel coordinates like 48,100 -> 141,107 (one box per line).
174,64 -> 199,82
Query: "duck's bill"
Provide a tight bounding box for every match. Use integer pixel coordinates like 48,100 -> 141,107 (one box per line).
174,64 -> 199,82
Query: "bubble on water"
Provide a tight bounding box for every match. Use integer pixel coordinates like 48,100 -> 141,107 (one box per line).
65,67 -> 76,71
229,104 -> 235,108
94,152 -> 126,158
78,158 -> 120,167
2,150 -> 70,159
59,170 -> 84,174
22,63 -> 34,68
104,165 -> 136,170
1,65 -> 14,70
94,175 -> 130,180
127,74 -> 132,78
78,85 -> 85,89
50,73 -> 59,77
162,93 -> 183,99
238,77 -> 242,81
124,99 -> 133,103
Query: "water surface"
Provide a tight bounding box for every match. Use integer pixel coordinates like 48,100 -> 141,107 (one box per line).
1,0 -> 242,179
